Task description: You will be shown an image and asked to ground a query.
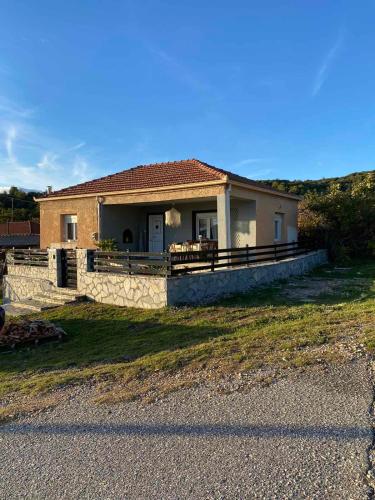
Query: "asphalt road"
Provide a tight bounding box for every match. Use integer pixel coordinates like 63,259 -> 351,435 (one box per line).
0,360 -> 373,499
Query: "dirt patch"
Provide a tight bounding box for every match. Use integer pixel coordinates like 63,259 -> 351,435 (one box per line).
281,276 -> 367,302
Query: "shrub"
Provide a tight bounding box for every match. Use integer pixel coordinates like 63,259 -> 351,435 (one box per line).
299,172 -> 375,262
96,238 -> 118,251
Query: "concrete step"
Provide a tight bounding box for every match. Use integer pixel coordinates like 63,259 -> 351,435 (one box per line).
50,287 -> 81,297
1,303 -> 36,316
11,298 -> 62,312
4,287 -> 88,316
33,294 -> 74,306
47,291 -> 86,302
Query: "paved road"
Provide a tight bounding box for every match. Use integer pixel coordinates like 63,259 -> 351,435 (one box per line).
0,360 -> 373,499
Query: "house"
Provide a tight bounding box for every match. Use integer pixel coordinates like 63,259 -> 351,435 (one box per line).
36,159 -> 300,251
0,221 -> 40,249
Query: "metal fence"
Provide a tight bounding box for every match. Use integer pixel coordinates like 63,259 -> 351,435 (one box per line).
170,241 -> 308,275
90,242 -> 310,277
92,251 -> 171,276
7,248 -> 49,267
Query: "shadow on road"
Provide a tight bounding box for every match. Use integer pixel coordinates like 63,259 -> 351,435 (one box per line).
0,422 -> 371,440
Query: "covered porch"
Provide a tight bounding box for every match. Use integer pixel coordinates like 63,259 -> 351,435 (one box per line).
99,189 -> 256,253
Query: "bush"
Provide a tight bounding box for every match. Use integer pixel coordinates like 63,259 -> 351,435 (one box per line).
299,172 -> 375,262
96,239 -> 118,251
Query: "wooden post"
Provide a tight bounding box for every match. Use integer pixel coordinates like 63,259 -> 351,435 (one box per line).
126,249 -> 130,275
211,250 -> 215,272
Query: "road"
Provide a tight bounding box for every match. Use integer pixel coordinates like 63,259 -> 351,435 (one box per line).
0,360 -> 373,499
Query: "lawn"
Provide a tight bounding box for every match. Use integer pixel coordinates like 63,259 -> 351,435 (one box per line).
0,260 -> 374,420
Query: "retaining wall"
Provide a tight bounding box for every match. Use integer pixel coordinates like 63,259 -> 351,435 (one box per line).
3,264 -> 52,303
2,249 -> 61,303
76,250 -> 167,309
3,249 -> 327,309
167,250 -> 328,306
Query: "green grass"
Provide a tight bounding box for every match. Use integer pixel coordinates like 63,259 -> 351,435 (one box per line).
0,260 -> 374,416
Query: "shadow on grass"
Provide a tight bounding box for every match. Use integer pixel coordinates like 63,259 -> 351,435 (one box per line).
0,317 -> 230,375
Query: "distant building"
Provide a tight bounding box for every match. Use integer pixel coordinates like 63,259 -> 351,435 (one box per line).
0,221 -> 40,248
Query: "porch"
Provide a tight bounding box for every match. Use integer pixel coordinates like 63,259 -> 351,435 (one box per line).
99,190 -> 256,253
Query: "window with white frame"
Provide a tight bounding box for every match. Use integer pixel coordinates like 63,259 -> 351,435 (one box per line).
274,213 -> 283,242
195,212 -> 218,240
64,215 -> 78,241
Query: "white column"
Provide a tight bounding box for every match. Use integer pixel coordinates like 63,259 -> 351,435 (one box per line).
217,187 -> 231,249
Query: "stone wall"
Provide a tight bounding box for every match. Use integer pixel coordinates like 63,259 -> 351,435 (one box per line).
167,250 -> 328,306
76,250 -> 167,309
3,248 -> 327,309
3,264 -> 53,303
2,249 -> 60,303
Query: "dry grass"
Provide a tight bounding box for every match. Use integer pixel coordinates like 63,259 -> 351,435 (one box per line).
0,260 -> 374,418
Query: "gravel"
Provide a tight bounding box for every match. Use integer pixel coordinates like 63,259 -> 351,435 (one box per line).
0,360 -> 373,499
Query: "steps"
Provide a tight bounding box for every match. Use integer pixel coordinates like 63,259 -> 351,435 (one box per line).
4,288 -> 87,315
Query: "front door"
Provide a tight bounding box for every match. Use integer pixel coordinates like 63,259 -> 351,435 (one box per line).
148,214 -> 164,252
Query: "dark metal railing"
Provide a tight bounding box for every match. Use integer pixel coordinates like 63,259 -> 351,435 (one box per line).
7,248 -> 49,267
90,242 -> 311,277
92,250 -> 171,276
170,241 -> 308,275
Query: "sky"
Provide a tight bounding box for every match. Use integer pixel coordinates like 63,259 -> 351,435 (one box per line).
0,0 -> 375,191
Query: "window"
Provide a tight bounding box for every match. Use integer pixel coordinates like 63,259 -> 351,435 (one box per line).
274,214 -> 283,242
64,215 -> 77,241
195,212 -> 218,240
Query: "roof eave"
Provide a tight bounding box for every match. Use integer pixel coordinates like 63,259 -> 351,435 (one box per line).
229,179 -> 302,201
35,179 -> 229,202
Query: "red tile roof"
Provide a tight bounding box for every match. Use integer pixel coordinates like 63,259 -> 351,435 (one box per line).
40,159 -> 299,199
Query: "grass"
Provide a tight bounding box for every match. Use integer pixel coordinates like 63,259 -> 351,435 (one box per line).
0,260 -> 374,420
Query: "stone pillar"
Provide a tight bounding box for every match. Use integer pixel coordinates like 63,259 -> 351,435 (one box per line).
217,187 -> 231,250
48,248 -> 62,287
76,249 -> 89,293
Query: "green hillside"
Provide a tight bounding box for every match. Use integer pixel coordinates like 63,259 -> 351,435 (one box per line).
261,170 -> 374,196
0,187 -> 40,223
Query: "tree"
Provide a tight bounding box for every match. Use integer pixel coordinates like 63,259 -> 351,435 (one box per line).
299,172 -> 375,261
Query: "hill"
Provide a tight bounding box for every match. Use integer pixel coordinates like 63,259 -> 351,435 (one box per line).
260,170 -> 374,196
0,187 -> 40,223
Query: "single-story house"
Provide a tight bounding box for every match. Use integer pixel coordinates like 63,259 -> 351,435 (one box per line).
37,159 -> 300,251
0,221 -> 40,249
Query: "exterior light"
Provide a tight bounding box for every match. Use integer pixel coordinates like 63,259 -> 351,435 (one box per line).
165,206 -> 181,228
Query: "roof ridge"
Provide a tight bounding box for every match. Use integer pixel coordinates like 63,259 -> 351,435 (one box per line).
190,159 -> 227,180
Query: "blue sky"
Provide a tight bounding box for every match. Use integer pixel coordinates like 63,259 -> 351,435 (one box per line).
0,0 -> 374,190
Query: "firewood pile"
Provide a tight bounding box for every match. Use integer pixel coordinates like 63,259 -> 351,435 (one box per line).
0,320 -> 67,348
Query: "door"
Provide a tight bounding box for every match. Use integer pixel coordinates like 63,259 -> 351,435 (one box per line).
148,214 -> 164,252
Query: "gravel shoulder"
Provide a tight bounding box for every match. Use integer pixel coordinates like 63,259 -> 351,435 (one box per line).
0,360 -> 373,499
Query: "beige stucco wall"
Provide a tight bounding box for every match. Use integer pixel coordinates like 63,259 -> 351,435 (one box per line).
38,183 -> 298,250
231,186 -> 298,246
40,197 -> 98,249
231,198 -> 257,247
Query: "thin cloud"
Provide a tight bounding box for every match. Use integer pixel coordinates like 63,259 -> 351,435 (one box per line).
0,92 -> 97,190
248,168 -> 275,179
148,45 -> 210,92
234,158 -> 269,168
312,30 -> 344,97
0,96 -> 35,118
68,141 -> 86,152
4,126 -> 16,162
